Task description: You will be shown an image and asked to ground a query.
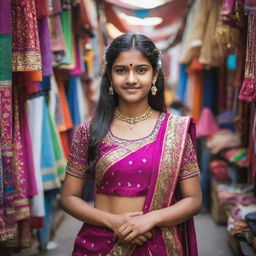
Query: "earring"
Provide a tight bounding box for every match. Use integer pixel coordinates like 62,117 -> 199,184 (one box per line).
108,85 -> 114,95
151,83 -> 158,95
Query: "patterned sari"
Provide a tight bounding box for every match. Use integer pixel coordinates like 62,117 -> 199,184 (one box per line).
66,112 -> 199,256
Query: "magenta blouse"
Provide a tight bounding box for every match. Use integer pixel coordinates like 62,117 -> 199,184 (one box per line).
66,112 -> 200,197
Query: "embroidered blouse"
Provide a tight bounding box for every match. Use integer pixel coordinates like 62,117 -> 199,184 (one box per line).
66,113 -> 200,197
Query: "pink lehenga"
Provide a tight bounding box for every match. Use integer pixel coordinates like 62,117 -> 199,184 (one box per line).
66,112 -> 200,256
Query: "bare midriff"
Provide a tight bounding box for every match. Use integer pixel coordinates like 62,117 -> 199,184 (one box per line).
95,194 -> 146,214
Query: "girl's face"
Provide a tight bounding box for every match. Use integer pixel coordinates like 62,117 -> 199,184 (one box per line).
111,49 -> 156,104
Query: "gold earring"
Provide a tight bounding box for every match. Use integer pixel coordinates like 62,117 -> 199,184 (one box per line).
151,83 -> 158,95
108,85 -> 114,95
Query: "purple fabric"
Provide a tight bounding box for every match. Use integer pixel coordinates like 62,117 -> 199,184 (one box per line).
20,90 -> 38,196
96,141 -> 153,197
69,113 -> 199,255
0,0 -> 12,34
38,17 -> 53,76
70,41 -> 83,76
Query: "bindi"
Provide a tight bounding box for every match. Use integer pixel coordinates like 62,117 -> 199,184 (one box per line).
130,63 -> 133,67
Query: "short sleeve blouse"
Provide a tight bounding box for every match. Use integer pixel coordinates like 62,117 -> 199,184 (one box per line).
66,121 -> 89,179
179,133 -> 200,181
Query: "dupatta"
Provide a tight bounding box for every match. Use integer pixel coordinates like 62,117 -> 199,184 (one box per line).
103,113 -> 198,256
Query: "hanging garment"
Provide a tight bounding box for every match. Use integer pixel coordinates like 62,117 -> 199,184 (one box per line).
239,13 -> 256,103
41,97 -> 65,190
177,64 -> 188,101
11,0 -> 42,73
187,57 -> 203,121
60,9 -> 75,67
76,77 -> 88,122
38,17 -> 53,76
67,76 -> 82,126
35,0 -> 48,19
0,0 -> 16,242
244,0 -> 256,13
27,96 -> 45,218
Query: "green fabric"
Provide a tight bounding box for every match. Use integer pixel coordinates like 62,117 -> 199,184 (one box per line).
60,10 -> 74,66
0,34 -> 12,82
48,106 -> 66,180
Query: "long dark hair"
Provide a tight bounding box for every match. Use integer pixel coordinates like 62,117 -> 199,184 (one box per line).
87,33 -> 166,177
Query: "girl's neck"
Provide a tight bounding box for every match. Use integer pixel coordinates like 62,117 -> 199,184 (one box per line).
117,101 -> 150,118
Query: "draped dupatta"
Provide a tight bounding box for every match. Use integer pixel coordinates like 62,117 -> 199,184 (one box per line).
106,114 -> 198,256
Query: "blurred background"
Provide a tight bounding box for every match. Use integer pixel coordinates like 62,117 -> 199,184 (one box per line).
0,0 -> 256,255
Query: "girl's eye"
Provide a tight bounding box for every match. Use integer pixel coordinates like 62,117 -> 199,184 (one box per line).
137,67 -> 147,73
115,68 -> 126,74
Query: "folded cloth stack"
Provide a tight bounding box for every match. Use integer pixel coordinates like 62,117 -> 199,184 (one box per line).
206,129 -> 241,154
221,148 -> 249,167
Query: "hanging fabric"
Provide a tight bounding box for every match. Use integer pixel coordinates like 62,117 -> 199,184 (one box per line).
239,13 -> 256,103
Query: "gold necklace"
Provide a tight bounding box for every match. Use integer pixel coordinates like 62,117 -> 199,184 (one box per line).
114,106 -> 153,130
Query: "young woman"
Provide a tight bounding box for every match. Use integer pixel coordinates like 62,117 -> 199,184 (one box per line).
61,33 -> 202,256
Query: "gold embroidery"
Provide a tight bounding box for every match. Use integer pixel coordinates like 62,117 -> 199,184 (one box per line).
150,115 -> 190,210
107,242 -> 135,256
95,146 -> 130,188
12,52 -> 41,71
149,115 -> 191,254
161,227 -> 183,256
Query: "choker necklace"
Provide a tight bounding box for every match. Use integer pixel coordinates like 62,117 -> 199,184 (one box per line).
114,106 -> 153,130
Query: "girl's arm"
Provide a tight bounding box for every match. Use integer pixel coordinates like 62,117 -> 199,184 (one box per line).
61,173 -> 142,231
117,175 -> 202,242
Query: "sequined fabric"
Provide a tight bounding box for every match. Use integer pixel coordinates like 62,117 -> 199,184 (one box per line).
239,13 -> 256,103
67,113 -> 200,256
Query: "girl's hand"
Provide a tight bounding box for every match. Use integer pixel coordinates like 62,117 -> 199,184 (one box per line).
107,211 -> 143,238
117,212 -> 156,242
130,231 -> 152,246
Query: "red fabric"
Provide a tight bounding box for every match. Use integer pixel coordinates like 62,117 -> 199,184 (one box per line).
35,0 -> 48,19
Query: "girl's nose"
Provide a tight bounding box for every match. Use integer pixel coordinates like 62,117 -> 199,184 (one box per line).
127,70 -> 137,84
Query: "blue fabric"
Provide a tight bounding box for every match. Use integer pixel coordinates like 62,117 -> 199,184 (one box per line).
202,68 -> 218,115
226,54 -> 237,70
133,9 -> 150,18
41,76 -> 51,92
41,98 -> 57,185
177,64 -> 188,101
67,76 -> 81,126
38,189 -> 58,249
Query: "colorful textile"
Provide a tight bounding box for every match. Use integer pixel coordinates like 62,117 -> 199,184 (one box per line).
12,85 -> 30,221
38,17 -> 53,76
220,0 -> 245,28
35,0 -> 48,19
0,0 -> 16,242
54,71 -> 73,132
66,113 -> 199,256
48,13 -> 66,53
177,64 -> 188,101
27,96 -> 45,217
11,0 -> 42,72
60,10 -> 75,67
244,0 -> 256,13
0,0 -> 12,34
41,97 -> 65,190
67,76 -> 82,126
239,13 -> 256,103
47,0 -> 62,15
0,139 -> 3,206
